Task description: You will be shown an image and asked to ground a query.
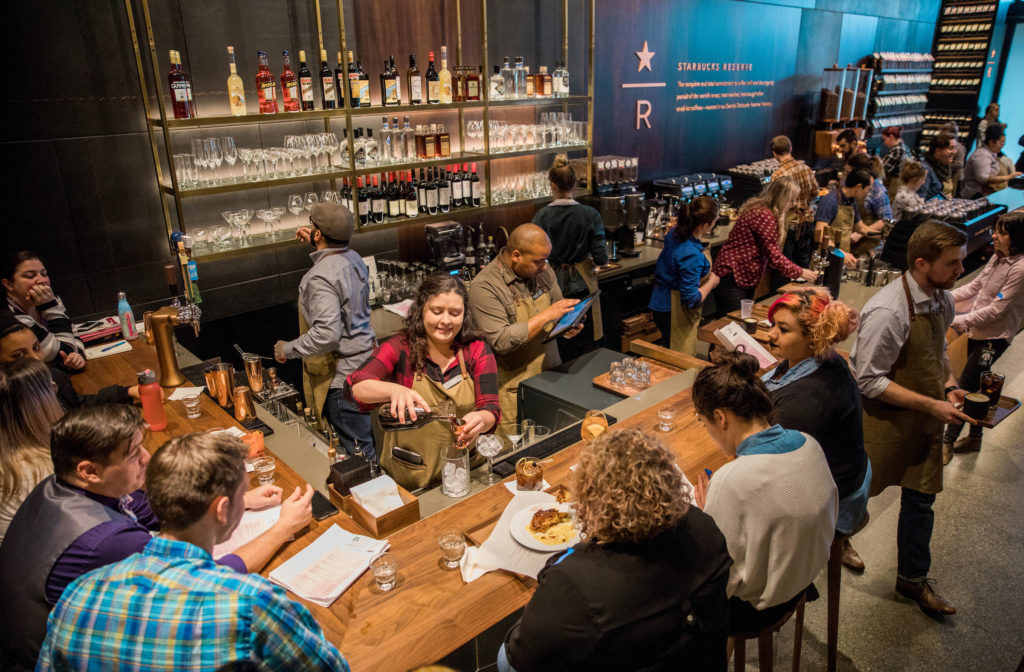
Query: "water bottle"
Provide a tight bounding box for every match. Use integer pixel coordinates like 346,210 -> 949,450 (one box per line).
136,369 -> 167,431
117,291 -> 139,341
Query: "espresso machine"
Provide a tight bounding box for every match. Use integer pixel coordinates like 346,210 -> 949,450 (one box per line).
584,193 -> 637,261
425,221 -> 466,271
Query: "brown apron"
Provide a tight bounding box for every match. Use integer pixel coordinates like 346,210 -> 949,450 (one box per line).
495,287 -> 554,439
863,274 -> 946,496
851,194 -> 882,258
828,202 -> 857,255
554,260 -> 602,341
298,305 -> 336,420
377,351 -> 483,490
668,247 -> 713,355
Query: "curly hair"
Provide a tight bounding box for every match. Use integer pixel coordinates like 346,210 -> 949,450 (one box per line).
400,272 -> 485,373
767,287 -> 858,360
571,428 -> 692,544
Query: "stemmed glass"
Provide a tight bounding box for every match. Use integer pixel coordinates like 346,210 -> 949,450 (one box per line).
221,137 -> 237,182
206,138 -> 223,184
465,120 -> 483,152
287,194 -> 304,226
256,209 -> 274,241
476,434 -> 503,485
220,211 -> 239,248
270,206 -> 287,238
321,190 -> 339,203
305,134 -> 323,172
506,421 -> 529,457
237,208 -> 254,245
321,132 -> 338,170
237,147 -> 254,181
191,138 -> 208,184
303,191 -> 319,212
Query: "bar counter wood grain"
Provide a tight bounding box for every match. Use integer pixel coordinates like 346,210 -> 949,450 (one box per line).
72,340 -> 731,671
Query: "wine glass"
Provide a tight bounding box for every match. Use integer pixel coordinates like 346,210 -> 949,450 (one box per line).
476,434 -> 503,485
256,209 -> 273,242
237,208 -> 254,245
581,410 -> 608,442
190,138 -> 208,184
206,138 -> 223,184
221,137 -> 237,182
305,133 -> 322,172
321,189 -> 339,203
321,132 -> 338,170
303,191 -> 319,212
287,194 -> 304,226
237,147 -> 253,181
269,206 -> 287,239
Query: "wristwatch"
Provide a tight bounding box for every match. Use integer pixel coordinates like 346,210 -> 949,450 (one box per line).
944,385 -> 960,397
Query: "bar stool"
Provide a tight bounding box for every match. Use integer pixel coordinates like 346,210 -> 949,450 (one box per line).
827,512 -> 870,672
731,593 -> 806,672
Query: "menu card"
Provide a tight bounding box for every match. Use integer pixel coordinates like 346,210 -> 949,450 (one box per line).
460,491 -> 560,583
269,524 -> 389,607
213,505 -> 282,557
713,321 -> 776,369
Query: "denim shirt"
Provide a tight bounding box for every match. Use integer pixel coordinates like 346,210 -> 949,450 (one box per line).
761,357 -> 822,392
735,424 -> 806,457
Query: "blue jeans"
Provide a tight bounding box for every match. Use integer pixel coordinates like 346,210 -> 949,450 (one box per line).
324,387 -> 375,463
836,461 -> 872,536
897,487 -> 936,582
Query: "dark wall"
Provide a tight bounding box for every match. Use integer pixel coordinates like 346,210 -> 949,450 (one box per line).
2,0 -> 938,327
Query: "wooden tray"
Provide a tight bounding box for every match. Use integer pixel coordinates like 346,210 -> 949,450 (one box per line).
464,484 -> 569,548
595,262 -> 623,274
326,482 -> 420,539
977,395 -> 1021,429
592,357 -> 682,397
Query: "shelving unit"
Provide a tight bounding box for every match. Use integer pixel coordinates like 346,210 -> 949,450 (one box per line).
124,0 -> 595,260
866,53 -> 934,136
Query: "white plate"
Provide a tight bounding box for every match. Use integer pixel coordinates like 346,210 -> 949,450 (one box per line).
509,502 -> 579,552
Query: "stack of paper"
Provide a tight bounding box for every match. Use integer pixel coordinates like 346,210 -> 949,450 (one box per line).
269,524 -> 389,607
214,505 -> 282,557
713,321 -> 776,369
350,476 -> 405,517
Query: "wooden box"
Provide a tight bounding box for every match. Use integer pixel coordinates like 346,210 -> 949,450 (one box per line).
327,482 -> 420,539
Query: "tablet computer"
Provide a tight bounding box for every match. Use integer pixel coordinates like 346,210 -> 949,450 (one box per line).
543,291 -> 600,342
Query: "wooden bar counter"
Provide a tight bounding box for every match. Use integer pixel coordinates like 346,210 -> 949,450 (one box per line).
72,340 -> 730,671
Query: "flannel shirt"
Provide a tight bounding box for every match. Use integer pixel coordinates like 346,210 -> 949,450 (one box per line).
37,536 -> 349,672
881,142 -> 908,180
772,157 -> 817,225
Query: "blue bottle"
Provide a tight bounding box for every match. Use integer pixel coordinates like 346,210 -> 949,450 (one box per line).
117,291 -> 139,341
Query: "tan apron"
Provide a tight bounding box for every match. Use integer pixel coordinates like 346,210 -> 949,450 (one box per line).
851,195 -> 882,258
554,260 -> 603,341
668,247 -> 713,355
496,288 -> 554,439
298,306 -> 336,420
863,275 -> 946,496
828,202 -> 857,255
377,351 -> 484,490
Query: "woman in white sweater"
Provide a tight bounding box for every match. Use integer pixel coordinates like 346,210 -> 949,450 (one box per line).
695,351 -> 838,632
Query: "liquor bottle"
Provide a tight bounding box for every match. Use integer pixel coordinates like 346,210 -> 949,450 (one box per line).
426,52 -> 440,104
466,66 -> 482,101
451,164 -> 464,207
425,167 -> 439,215
553,60 -> 567,97
387,172 -> 402,218
424,124 -> 437,158
404,171 -> 418,217
415,125 -> 427,159
226,46 -> 246,116
417,168 -> 427,212
137,370 -> 168,431
356,61 -> 371,106
452,65 -> 464,102
356,176 -> 370,224
381,56 -> 398,106
459,163 -> 471,206
470,162 -> 482,206
353,128 -> 366,165
371,174 -> 385,223
524,65 -> 534,97
476,227 -> 488,265
346,51 -> 361,108
254,50 -> 278,114
489,64 -> 504,100
365,128 -> 380,164
168,50 -> 196,119
380,115 -> 392,164
464,226 -> 476,267
117,291 -> 139,341
298,50 -> 315,110
439,46 -> 453,104
486,235 -> 497,260
437,123 -> 451,157
335,52 -> 346,107
402,116 -> 416,160
438,168 -> 451,213
560,61 -> 570,96
512,56 -> 526,98
280,51 -> 300,112
535,65 -> 552,97
320,49 -> 337,109
500,57 -> 514,99
407,54 -> 423,105
378,404 -> 461,431
390,116 -> 403,161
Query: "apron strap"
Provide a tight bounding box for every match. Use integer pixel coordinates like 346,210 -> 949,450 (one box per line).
457,349 -> 469,380
901,274 -> 916,322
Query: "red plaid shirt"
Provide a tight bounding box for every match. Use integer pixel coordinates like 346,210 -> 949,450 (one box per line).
772,156 -> 817,225
347,335 -> 501,420
713,206 -> 803,288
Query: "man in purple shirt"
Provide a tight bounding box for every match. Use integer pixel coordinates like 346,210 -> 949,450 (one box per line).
0,404 -> 315,671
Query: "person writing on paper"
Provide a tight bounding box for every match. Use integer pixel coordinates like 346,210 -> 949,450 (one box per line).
468,224 -> 581,436
0,405 -> 315,669
499,428 -> 732,672
36,431 -> 350,672
348,273 -> 500,490
2,251 -> 85,371
649,196 -> 720,354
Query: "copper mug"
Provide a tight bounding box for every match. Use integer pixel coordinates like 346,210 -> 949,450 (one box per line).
243,354 -> 264,394
212,363 -> 234,407
233,386 -> 257,422
203,366 -> 219,401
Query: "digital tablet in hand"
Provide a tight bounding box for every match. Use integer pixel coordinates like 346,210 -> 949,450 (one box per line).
544,291 -> 600,342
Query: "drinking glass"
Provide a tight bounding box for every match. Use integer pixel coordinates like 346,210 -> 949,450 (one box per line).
191,227 -> 209,253
609,361 -> 624,386
304,191 -> 319,211
305,133 -> 322,172
442,443 -> 470,498
322,189 -> 340,203
287,193 -> 304,221
270,207 -> 287,238
321,132 -> 338,169
657,406 -> 676,432
256,209 -> 273,242
581,410 -> 608,442
476,434 -> 503,485
253,455 -> 276,485
237,147 -> 253,180
740,299 -> 755,319
181,395 -> 202,419
980,371 -> 1005,408
221,137 -> 237,181
212,225 -> 232,250
529,426 -> 550,447
206,138 -> 223,184
438,530 -> 466,570
190,138 -> 208,184
237,208 -> 254,245
371,552 -> 397,591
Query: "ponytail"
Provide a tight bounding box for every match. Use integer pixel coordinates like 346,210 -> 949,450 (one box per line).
673,196 -> 719,242
693,351 -> 774,423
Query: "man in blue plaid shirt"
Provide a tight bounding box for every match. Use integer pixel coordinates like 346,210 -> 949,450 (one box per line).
37,432 -> 349,672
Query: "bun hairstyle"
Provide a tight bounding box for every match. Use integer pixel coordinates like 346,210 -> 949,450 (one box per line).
693,351 -> 774,423
548,154 -> 577,194
673,195 -> 719,242
767,287 -> 858,360
846,152 -> 884,180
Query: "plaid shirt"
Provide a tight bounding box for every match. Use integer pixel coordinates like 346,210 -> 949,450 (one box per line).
37,536 -> 349,672
881,142 -> 908,180
771,156 -> 817,225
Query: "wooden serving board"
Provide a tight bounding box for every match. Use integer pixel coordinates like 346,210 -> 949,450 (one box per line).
592,357 -> 682,397
978,395 -> 1021,429
595,262 -> 623,274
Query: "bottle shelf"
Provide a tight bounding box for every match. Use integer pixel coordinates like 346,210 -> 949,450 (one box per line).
352,152 -> 471,177
151,108 -> 343,129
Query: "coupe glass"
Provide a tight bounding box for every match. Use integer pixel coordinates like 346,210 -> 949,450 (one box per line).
237,208 -> 254,246
269,207 -> 287,238
256,209 -> 273,242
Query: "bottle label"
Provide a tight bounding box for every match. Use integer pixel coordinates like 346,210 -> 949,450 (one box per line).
428,80 -> 441,102
427,190 -> 438,208
322,77 -> 336,101
358,200 -> 369,216
441,79 -> 452,102
472,182 -> 482,200
467,79 -> 480,100
406,198 -> 418,216
410,77 -> 423,102
440,186 -> 451,206
384,78 -> 398,105
440,137 -> 450,156
171,81 -> 189,102
300,77 -> 314,101
372,198 -> 384,213
229,84 -> 246,110
452,179 -> 464,201
358,81 -> 370,105
526,77 -> 534,96
425,137 -> 436,157
284,81 -> 299,100
388,199 -> 401,217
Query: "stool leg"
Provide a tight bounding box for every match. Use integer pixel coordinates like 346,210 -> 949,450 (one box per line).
734,637 -> 745,672
828,538 -> 843,672
758,632 -> 774,672
792,598 -> 805,672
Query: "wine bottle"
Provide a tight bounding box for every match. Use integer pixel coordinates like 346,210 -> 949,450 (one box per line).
335,52 -> 346,107
357,60 -> 371,106
356,176 -> 370,224
439,46 -> 452,104
281,51 -> 300,112
168,50 -> 196,119
407,54 -> 423,105
320,49 -> 336,110
417,167 -> 427,212
381,57 -> 398,106
378,404 -> 462,431
439,168 -> 451,213
470,162 -> 481,206
405,170 -> 418,217
464,226 -> 476,267
426,167 -> 439,215
451,163 -> 464,208
396,172 -> 407,216
387,172 -> 402,218
298,50 -> 314,111
254,50 -> 278,114
460,163 -> 471,208
371,174 -> 385,223
225,46 -> 246,116
346,50 -> 361,108
426,51 -> 440,104
486,235 -> 497,260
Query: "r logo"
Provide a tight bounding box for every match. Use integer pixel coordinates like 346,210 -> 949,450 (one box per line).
636,100 -> 652,129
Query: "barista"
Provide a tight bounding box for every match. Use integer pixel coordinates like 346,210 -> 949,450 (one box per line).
468,224 -> 582,437
532,154 -> 607,360
814,169 -> 872,264
348,273 -> 499,490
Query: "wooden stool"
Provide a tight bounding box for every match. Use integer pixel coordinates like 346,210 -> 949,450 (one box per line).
827,512 -> 871,672
731,593 -> 806,672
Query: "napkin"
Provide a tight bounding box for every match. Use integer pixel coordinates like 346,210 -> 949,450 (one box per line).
459,490 -> 560,583
350,475 -> 406,517
503,479 -> 551,495
168,386 -> 205,400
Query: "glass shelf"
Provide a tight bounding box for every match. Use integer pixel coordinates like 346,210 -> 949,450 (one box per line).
161,168 -> 349,198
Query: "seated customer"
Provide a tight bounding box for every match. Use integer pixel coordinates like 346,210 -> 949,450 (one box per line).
763,288 -> 870,570
0,404 -> 315,670
500,428 -> 732,672
0,313 -> 137,409
37,432 -> 349,672
695,352 -> 838,632
0,359 -> 64,543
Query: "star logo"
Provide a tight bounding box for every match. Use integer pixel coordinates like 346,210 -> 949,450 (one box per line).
635,41 -> 655,72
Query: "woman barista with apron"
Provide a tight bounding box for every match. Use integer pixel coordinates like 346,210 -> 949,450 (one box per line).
648,196 -> 720,354
348,273 -> 500,490
533,154 -> 607,360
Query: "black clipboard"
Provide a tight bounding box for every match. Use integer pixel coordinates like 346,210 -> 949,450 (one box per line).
543,291 -> 600,342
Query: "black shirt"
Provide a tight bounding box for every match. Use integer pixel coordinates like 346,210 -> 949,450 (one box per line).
504,507 -> 732,672
533,202 -> 609,268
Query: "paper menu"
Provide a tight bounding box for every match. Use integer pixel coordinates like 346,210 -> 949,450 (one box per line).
713,321 -> 777,369
213,505 -> 282,557
269,524 -> 389,607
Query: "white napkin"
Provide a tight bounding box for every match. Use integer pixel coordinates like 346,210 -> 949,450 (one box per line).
459,490 -> 560,583
350,475 -> 406,517
503,479 -> 552,495
168,386 -> 205,400
84,340 -> 132,360
460,545 -> 505,582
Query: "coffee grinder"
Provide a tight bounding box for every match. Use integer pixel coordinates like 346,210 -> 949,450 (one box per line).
425,221 -> 466,271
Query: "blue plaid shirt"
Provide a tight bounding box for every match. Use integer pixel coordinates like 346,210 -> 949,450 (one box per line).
37,536 -> 349,672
